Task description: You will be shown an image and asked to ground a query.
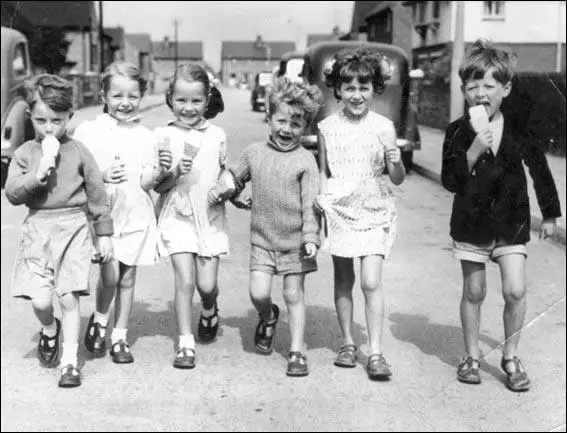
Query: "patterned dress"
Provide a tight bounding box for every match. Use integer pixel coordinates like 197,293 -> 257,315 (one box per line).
154,121 -> 229,258
317,110 -> 397,258
73,114 -> 160,266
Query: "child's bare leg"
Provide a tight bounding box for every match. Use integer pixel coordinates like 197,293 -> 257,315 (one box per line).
32,297 -> 55,327
460,261 -> 487,359
195,256 -> 220,310
113,263 -> 137,331
249,271 -> 274,320
360,255 -> 384,355
171,253 -> 196,337
59,292 -> 80,367
283,273 -> 306,353
496,254 -> 527,360
96,259 -> 120,317
332,256 -> 355,346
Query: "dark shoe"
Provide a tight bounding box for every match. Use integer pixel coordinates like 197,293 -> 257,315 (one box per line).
38,318 -> 61,367
254,304 -> 280,354
457,356 -> 481,384
198,302 -> 219,343
334,344 -> 358,368
110,340 -> 134,364
173,347 -> 196,369
58,364 -> 82,388
501,356 -> 531,392
367,353 -> 392,380
84,314 -> 107,357
286,351 -> 309,377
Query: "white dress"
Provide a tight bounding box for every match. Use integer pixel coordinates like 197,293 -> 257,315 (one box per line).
317,110 -> 397,258
154,121 -> 229,258
73,114 -> 160,266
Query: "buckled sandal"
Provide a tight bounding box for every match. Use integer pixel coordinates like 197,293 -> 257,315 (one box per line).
110,340 -> 134,364
84,313 -> 107,357
198,302 -> 219,343
501,356 -> 531,392
287,351 -> 309,377
58,364 -> 81,388
254,304 -> 280,354
367,353 -> 392,380
457,356 -> 481,385
334,344 -> 358,368
173,347 -> 196,369
38,318 -> 61,368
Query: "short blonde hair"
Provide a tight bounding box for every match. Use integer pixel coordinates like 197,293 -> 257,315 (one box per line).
268,76 -> 323,124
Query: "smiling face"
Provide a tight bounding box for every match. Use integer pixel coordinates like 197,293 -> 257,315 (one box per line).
29,100 -> 72,141
102,75 -> 142,122
462,68 -> 511,118
338,77 -> 374,119
170,79 -> 208,127
269,103 -> 307,150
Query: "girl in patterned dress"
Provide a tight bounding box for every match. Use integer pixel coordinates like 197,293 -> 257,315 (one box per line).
74,62 -> 166,365
316,47 -> 405,380
153,64 -> 228,369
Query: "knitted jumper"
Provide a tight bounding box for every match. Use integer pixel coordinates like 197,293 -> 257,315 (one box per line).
5,135 -> 113,236
230,138 -> 320,251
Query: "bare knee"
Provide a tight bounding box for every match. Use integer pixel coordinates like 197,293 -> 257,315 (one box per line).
361,278 -> 382,297
31,297 -> 52,312
463,283 -> 486,305
283,285 -> 303,306
503,283 -> 526,304
59,293 -> 79,312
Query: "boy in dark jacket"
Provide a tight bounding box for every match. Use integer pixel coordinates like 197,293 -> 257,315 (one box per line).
441,39 -> 561,392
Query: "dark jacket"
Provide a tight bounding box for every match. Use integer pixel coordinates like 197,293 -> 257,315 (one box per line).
441,114 -> 561,245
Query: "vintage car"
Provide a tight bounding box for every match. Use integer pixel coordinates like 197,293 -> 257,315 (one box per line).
1,26 -> 34,187
300,41 -> 422,172
277,50 -> 305,83
250,71 -> 273,112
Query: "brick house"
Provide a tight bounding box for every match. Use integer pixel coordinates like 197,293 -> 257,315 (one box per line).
221,37 -> 296,86
125,33 -> 153,82
152,39 -> 203,93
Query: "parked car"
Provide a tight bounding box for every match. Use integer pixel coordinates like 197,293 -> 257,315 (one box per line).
1,26 -> 34,187
277,51 -> 305,83
250,71 -> 273,112
300,41 -> 422,172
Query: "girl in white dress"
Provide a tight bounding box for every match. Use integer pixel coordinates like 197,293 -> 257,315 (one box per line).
154,64 -> 228,369
74,62 -> 168,364
317,47 -> 405,380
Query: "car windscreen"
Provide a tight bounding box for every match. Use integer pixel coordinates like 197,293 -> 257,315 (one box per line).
285,58 -> 304,82
258,73 -> 273,86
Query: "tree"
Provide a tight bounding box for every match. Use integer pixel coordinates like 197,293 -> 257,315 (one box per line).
26,26 -> 71,74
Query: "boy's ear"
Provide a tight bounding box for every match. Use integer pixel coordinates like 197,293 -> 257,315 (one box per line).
25,108 -> 31,118
503,80 -> 512,97
99,89 -> 107,104
68,111 -> 74,120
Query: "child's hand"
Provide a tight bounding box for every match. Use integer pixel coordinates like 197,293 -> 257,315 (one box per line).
539,218 -> 557,241
35,156 -> 55,181
304,242 -> 318,259
385,145 -> 402,165
472,129 -> 493,154
97,236 -> 114,263
102,161 -> 128,183
207,188 -> 222,206
158,149 -> 173,172
176,155 -> 194,176
230,194 -> 252,210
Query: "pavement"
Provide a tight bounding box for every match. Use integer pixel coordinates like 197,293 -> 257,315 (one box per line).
413,124 -> 567,245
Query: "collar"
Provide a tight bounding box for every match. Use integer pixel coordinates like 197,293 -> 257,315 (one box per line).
168,118 -> 210,131
98,113 -> 142,126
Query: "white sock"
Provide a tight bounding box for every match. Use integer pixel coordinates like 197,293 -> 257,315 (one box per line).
42,319 -> 58,338
60,343 -> 78,368
179,335 -> 195,350
93,312 -> 109,337
201,305 -> 215,317
111,328 -> 127,344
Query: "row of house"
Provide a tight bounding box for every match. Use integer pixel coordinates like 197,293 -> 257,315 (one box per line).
341,0 -> 566,128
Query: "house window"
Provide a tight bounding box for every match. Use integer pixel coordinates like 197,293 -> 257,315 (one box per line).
418,2 -> 427,23
432,1 -> 441,19
483,1 -> 505,19
13,43 -> 28,77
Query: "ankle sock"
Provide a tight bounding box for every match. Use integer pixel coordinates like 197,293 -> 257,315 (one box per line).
60,343 -> 78,368
179,335 -> 195,350
111,328 -> 127,345
93,312 -> 109,337
42,319 -> 58,339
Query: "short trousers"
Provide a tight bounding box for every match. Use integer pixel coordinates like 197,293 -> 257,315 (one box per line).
250,245 -> 318,276
453,238 -> 527,264
12,207 -> 93,300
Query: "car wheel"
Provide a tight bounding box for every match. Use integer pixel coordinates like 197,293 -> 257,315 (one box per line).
401,150 -> 413,173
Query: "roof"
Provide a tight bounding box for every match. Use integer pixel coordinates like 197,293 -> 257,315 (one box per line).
350,1 -> 382,33
105,27 -> 125,50
125,33 -> 152,53
307,34 -> 339,46
221,41 -> 296,60
366,1 -> 402,18
0,1 -> 95,29
152,41 -> 203,60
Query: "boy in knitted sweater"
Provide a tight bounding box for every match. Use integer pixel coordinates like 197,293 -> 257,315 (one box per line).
209,77 -> 323,377
5,75 -> 113,388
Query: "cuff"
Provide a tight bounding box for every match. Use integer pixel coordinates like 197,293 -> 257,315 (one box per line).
93,218 -> 114,236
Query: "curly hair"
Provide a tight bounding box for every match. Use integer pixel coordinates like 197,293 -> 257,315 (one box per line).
459,38 -> 517,85
268,76 -> 323,124
23,74 -> 74,112
100,61 -> 148,113
323,47 -> 391,99
165,63 -> 224,119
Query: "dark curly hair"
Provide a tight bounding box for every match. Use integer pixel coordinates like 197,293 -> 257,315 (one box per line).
459,38 -> 517,85
165,63 -> 224,119
268,76 -> 323,124
323,47 -> 391,100
23,74 -> 74,112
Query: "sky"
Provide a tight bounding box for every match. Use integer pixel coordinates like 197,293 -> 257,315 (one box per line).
102,1 -> 354,71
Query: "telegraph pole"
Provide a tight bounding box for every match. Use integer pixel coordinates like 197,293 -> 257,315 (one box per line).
173,19 -> 179,70
450,1 -> 465,121
99,0 -> 104,72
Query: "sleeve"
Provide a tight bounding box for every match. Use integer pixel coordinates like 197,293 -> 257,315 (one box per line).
441,122 -> 471,194
522,140 -> 562,219
78,143 -> 114,236
300,155 -> 321,247
228,145 -> 252,192
218,129 -> 227,170
4,144 -> 48,206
